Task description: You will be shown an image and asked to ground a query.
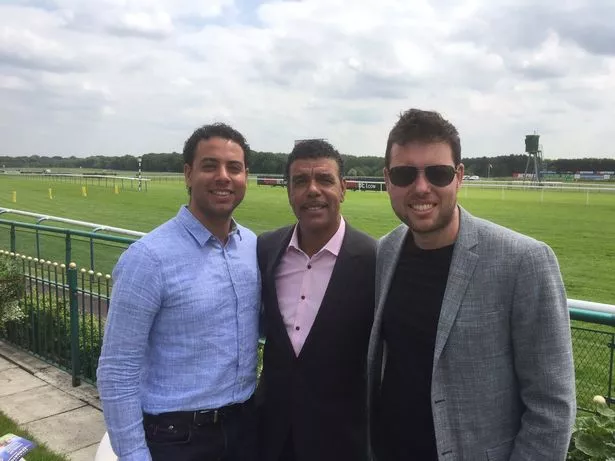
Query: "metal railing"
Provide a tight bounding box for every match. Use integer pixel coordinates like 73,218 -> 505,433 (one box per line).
0,216 -> 138,275
459,179 -> 615,194
567,300 -> 615,411
0,251 -> 110,386
3,172 -> 150,191
0,208 -> 145,237
0,220 -> 613,412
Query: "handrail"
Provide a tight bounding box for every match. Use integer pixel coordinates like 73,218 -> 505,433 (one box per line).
2,172 -> 150,181
568,299 -> 615,327
568,298 -> 615,315
0,219 -> 137,245
569,308 -> 615,327
0,208 -> 145,238
461,182 -> 615,192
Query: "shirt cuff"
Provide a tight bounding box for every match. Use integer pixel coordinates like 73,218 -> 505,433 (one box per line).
118,446 -> 152,461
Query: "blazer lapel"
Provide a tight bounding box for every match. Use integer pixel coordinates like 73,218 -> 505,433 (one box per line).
433,207 -> 479,369
370,224 -> 408,381
266,226 -> 296,358
374,225 -> 408,328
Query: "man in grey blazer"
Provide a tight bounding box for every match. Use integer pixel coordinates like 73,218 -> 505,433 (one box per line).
367,109 -> 576,461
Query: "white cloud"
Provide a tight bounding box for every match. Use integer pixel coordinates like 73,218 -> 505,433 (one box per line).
104,10 -> 174,39
0,0 -> 614,158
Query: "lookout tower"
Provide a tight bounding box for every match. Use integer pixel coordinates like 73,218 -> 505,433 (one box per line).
523,133 -> 543,185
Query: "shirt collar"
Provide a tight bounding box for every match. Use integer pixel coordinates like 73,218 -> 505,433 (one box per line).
288,216 -> 346,257
177,206 -> 241,247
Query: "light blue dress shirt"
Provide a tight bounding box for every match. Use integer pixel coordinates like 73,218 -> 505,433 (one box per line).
97,206 -> 261,461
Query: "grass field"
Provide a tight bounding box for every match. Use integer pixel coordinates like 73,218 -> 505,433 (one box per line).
1,175 -> 614,304
0,411 -> 68,461
1,175 -> 614,410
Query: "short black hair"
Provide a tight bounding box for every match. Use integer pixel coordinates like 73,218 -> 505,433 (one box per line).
183,122 -> 250,168
285,139 -> 344,181
385,109 -> 461,168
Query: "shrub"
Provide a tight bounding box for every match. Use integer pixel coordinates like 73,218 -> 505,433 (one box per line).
568,396 -> 615,460
3,291 -> 104,382
0,256 -> 25,331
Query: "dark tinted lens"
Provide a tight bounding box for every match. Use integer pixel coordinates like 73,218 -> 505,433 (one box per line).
388,166 -> 418,187
425,165 -> 456,187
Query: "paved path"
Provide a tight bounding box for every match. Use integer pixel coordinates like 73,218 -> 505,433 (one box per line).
0,340 -> 107,460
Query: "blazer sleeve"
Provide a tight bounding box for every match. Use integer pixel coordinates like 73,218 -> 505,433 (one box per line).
509,241 -> 576,460
256,234 -> 268,340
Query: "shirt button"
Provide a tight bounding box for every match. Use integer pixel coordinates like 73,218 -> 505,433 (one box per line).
295,326 -> 300,331
307,264 -> 312,269
301,295 -> 305,300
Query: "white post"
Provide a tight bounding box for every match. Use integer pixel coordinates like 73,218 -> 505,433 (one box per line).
137,157 -> 142,192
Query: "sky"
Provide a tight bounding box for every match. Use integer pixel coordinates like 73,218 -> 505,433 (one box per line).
0,0 -> 614,159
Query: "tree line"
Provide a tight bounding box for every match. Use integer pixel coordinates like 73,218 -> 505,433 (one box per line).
2,152 -> 615,177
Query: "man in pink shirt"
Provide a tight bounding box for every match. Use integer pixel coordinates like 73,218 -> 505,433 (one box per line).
256,139 -> 376,461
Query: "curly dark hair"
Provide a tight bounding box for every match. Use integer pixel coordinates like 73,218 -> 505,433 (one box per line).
183,123 -> 250,168
285,139 -> 344,181
385,109 -> 461,168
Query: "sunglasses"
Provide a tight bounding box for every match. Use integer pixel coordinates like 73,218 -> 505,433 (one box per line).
387,165 -> 458,188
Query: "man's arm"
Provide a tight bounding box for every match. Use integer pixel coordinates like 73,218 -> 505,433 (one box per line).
509,241 -> 576,460
97,242 -> 162,461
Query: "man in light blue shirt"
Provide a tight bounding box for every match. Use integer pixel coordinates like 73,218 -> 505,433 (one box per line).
97,123 -> 261,461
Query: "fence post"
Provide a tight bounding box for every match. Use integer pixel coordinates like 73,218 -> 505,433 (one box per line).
65,232 -> 72,268
608,334 -> 615,406
35,229 -> 41,259
89,238 -> 95,271
67,262 -> 81,387
10,224 -> 16,252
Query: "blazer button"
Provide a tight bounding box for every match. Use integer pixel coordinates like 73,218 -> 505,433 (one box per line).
301,295 -> 305,300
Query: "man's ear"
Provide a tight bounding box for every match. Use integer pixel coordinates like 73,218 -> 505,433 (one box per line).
184,163 -> 192,194
456,163 -> 465,191
383,167 -> 391,188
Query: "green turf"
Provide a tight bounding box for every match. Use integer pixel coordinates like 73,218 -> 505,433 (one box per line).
0,411 -> 68,461
2,176 -> 614,304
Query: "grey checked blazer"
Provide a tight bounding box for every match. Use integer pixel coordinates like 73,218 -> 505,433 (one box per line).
367,206 -> 576,461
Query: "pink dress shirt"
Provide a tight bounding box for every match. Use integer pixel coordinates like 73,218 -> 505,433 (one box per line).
275,217 -> 346,356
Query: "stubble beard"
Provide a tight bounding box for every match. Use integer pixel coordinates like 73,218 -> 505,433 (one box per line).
192,195 -> 240,224
396,202 -> 456,236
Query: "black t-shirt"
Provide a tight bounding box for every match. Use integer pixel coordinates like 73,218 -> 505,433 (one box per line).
375,236 -> 454,461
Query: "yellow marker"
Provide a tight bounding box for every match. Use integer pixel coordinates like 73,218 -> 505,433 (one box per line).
82,186 -> 87,197
49,188 -> 53,199
12,191 -> 16,203
114,185 -> 119,195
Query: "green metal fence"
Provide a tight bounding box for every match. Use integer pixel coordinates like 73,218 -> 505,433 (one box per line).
0,251 -> 110,386
0,218 -> 136,275
0,220 -> 614,414
571,324 -> 614,411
